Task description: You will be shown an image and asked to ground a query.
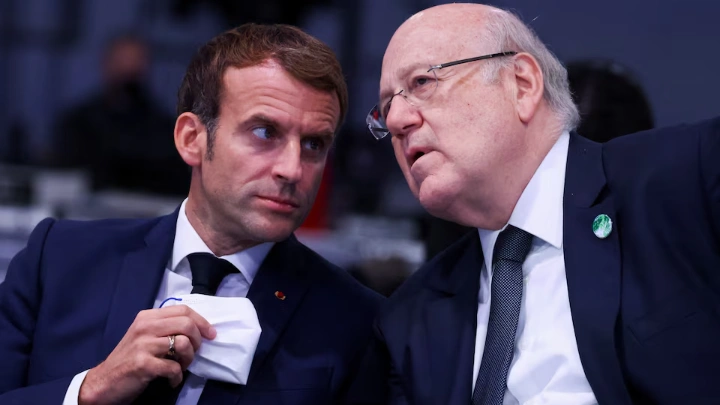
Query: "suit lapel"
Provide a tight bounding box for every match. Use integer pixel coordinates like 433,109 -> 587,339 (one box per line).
563,133 -> 632,404
422,233 -> 481,405
100,210 -> 179,359
245,235 -> 312,381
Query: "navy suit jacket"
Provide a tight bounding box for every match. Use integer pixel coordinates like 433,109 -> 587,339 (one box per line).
375,117 -> 720,405
0,208 -> 384,405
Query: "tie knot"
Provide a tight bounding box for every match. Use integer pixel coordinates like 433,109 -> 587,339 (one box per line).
186,252 -> 239,296
492,225 -> 533,264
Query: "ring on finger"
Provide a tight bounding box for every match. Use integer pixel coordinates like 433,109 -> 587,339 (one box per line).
167,335 -> 177,359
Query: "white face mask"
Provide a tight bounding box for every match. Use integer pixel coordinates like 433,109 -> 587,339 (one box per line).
162,294 -> 262,384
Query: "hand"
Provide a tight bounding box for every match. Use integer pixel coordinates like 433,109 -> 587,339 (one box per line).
78,305 -> 216,405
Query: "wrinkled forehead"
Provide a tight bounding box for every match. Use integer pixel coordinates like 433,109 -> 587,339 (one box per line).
380,20 -> 483,97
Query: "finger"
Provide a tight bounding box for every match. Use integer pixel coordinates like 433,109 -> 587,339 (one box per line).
157,305 -> 216,340
172,334 -> 196,370
145,335 -> 181,362
180,307 -> 216,340
146,316 -> 204,351
151,358 -> 184,388
135,305 -> 192,322
131,306 -> 196,337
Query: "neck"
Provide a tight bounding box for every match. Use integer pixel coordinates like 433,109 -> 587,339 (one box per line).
185,179 -> 260,256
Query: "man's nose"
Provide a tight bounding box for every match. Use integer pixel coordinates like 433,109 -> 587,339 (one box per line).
385,96 -> 422,139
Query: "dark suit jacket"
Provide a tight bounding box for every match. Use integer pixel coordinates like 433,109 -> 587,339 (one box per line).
375,116 -> 720,405
0,208 -> 384,405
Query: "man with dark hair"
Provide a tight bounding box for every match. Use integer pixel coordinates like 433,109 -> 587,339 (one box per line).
0,23 -> 383,405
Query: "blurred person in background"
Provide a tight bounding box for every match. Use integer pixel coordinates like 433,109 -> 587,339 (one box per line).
567,58 -> 654,143
0,23 -> 384,405
367,3 -> 720,404
48,33 -> 188,196
333,128 -> 393,215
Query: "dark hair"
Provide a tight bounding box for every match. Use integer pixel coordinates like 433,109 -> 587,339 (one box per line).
177,23 -> 348,154
567,59 -> 654,143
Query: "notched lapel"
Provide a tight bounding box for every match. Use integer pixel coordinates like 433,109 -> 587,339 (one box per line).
245,235 -> 312,382
100,211 -> 178,359
563,134 -> 632,405
422,233 -> 481,405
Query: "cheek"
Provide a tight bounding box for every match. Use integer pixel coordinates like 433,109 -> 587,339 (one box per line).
204,161 -> 236,198
206,151 -> 259,192
440,101 -> 510,165
301,162 -> 327,195
311,164 -> 326,187
392,140 -> 418,191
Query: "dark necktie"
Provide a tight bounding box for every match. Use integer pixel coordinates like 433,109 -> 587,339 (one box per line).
472,225 -> 533,405
186,252 -> 239,296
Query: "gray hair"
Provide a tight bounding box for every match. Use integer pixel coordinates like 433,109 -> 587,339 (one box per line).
481,8 -> 580,132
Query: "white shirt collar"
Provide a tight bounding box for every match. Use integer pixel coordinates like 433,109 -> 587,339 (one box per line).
171,199 -> 274,285
478,131 -> 569,272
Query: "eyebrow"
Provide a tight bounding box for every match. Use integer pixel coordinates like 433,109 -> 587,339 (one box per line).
305,122 -> 336,143
243,113 -> 281,130
242,113 -> 336,142
311,131 -> 336,147
379,61 -> 431,102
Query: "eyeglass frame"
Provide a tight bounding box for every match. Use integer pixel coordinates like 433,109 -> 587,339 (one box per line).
366,51 -> 518,140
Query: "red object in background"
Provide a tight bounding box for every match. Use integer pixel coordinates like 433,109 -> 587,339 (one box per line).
301,159 -> 332,230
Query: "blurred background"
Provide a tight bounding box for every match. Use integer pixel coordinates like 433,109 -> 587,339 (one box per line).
0,0 -> 718,296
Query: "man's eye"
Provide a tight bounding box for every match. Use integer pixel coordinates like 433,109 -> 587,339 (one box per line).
413,76 -> 432,86
303,138 -> 325,151
252,127 -> 273,139
409,75 -> 435,93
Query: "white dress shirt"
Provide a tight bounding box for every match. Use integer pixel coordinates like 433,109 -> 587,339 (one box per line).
63,199 -> 274,405
471,132 -> 598,405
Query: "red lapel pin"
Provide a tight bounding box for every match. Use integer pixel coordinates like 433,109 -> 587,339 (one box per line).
275,291 -> 286,300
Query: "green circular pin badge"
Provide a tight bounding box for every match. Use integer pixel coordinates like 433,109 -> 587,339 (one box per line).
592,214 -> 612,239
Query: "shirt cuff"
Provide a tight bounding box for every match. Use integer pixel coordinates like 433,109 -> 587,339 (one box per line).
62,369 -> 90,405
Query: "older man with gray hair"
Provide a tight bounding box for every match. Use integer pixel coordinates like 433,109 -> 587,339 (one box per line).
368,3 -> 720,405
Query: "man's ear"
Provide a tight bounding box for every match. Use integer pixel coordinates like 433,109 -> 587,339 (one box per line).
175,112 -> 206,167
512,53 -> 545,124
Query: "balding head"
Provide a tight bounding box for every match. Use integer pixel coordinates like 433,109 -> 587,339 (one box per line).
383,4 -> 498,81
381,3 -> 578,133
395,3 -> 498,38
399,3 -> 496,31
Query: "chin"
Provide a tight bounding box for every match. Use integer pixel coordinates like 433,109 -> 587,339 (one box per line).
243,215 -> 300,243
249,228 -> 293,243
417,180 -> 456,220
261,222 -> 299,241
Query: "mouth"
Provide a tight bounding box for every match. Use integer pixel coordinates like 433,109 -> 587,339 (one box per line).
408,148 -> 433,170
257,196 -> 300,210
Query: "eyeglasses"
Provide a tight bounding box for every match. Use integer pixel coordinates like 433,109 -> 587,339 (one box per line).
366,51 -> 517,140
